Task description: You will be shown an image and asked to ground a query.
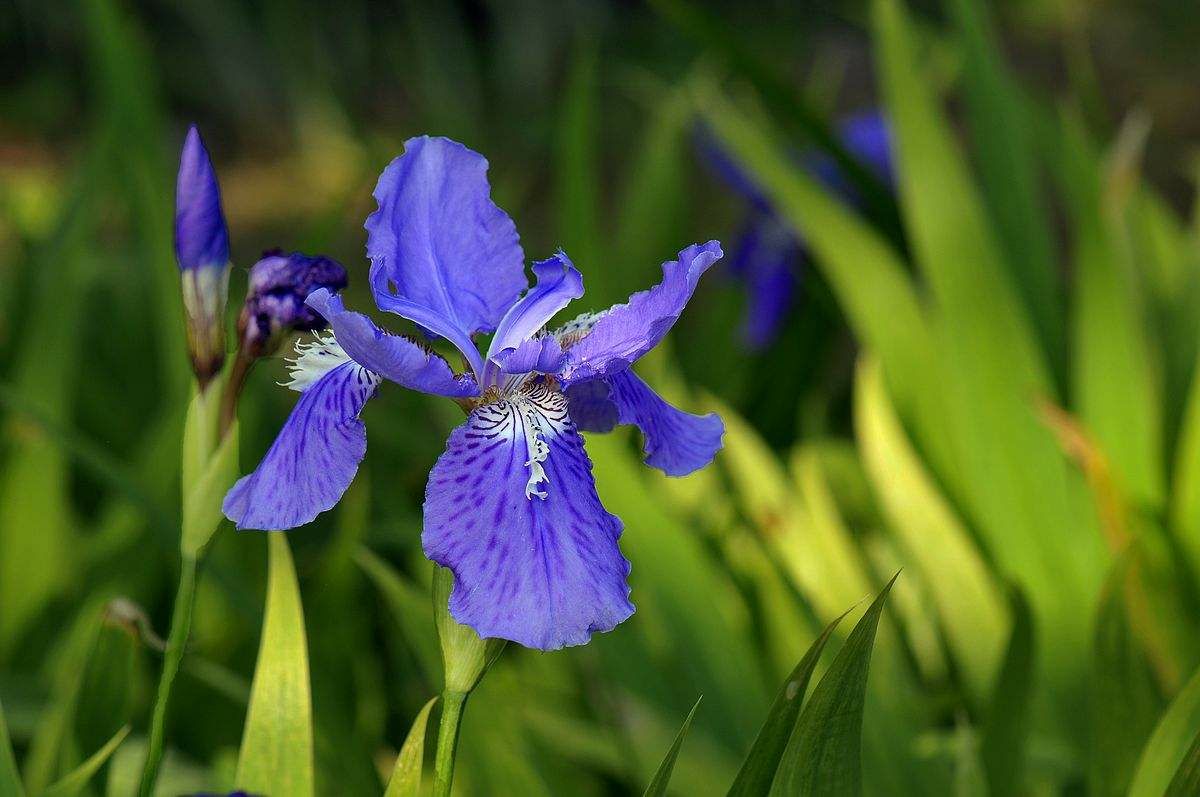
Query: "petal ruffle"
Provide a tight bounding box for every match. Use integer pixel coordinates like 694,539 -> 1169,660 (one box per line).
604,370 -> 723,477
492,336 -> 564,375
365,136 -> 526,375
223,361 -> 379,530
486,251 -> 583,366
422,386 -> 634,650
307,289 -> 478,397
559,241 -> 723,384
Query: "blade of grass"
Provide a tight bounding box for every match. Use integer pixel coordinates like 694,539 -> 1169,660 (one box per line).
385,696 -> 437,797
729,611 -> 848,795
770,574 -> 899,796
555,36 -> 604,295
643,697 -> 702,797
235,534 -> 314,797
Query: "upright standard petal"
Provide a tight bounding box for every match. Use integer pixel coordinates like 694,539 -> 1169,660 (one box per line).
365,136 -> 527,369
175,125 -> 230,271
559,241 -> 723,384
307,289 -> 479,397
603,370 -> 723,477
486,251 -> 584,365
423,386 -> 634,650
223,353 -> 379,530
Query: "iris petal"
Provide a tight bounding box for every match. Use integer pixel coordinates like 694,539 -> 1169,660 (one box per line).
604,370 -> 723,477
223,360 -> 378,530
559,241 -> 723,384
307,289 -> 478,397
486,251 -> 583,365
422,386 -> 634,650
365,136 -> 526,376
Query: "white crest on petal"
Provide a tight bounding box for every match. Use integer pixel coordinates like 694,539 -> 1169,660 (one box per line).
552,310 -> 607,350
282,331 -> 354,392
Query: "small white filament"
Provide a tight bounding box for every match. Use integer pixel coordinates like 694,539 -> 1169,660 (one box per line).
282,331 -> 352,392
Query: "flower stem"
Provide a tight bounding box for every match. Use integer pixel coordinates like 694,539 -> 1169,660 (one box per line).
432,689 -> 469,797
137,553 -> 200,797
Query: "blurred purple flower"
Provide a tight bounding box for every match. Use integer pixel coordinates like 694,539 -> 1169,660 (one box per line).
236,250 -> 348,359
224,136 -> 724,651
701,111 -> 894,349
175,125 -> 232,387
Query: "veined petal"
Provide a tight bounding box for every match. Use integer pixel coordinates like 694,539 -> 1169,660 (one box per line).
604,370 -> 723,477
223,357 -> 379,530
307,288 -> 478,397
486,251 -> 583,365
422,386 -> 634,650
563,379 -> 618,433
559,241 -> 723,384
492,336 -> 565,375
365,136 -> 526,372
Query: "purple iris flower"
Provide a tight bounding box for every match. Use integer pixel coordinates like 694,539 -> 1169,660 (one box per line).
237,250 -> 349,359
702,111 -> 893,349
222,136 -> 724,650
175,125 -> 232,386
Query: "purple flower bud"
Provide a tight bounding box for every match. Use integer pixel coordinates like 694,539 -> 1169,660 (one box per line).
175,126 -> 230,272
175,125 -> 232,388
236,251 -> 348,359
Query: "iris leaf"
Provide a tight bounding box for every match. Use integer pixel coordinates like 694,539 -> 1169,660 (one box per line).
0,696 -> 22,797
728,611 -> 847,796
979,587 -> 1034,797
41,725 -> 130,797
769,573 -> 898,796
384,696 -> 437,797
643,696 -> 702,797
854,354 -> 1007,704
1165,729 -> 1200,797
1129,664 -> 1200,797
235,534 -> 314,797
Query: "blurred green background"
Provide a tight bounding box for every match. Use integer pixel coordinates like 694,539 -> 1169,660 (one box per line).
4,0 -> 1200,794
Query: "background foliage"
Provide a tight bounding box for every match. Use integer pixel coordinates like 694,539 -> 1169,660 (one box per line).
3,0 -> 1200,793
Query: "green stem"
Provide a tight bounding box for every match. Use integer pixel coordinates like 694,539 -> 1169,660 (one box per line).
137,554 -> 200,797
432,690 -> 468,797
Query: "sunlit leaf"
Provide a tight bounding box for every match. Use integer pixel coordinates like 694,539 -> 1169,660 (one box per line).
384,696 -> 437,797
728,612 -> 846,795
854,354 -> 1007,702
642,696 -> 701,797
1165,729 -> 1200,797
770,573 -> 898,795
235,534 -> 314,797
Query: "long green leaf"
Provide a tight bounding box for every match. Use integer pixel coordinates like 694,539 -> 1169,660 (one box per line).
728,612 -> 847,795
555,37 -> 603,293
1091,552 -> 1168,795
643,697 -> 702,797
854,354 -> 1008,703
770,574 -> 899,796
696,83 -> 956,483
979,587 -> 1035,797
355,546 -> 441,684
873,0 -> 1104,737
41,725 -> 130,797
1053,109 -> 1163,510
946,0 -> 1060,363
0,696 -> 23,797
384,697 -> 437,797
236,534 -> 314,797
1129,664 -> 1200,797
1165,729 -> 1200,797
